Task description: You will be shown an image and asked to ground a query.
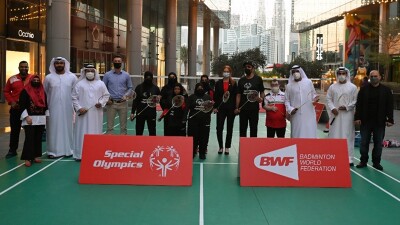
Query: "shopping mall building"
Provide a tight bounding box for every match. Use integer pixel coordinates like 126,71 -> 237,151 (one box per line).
0,0 -> 229,101
293,0 -> 400,83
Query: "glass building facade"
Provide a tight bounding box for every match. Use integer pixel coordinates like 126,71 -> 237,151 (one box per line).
293,0 -> 400,82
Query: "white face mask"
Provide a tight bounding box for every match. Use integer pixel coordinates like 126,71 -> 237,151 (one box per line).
338,75 -> 346,82
293,72 -> 301,80
223,72 -> 230,78
86,72 -> 95,80
271,86 -> 279,93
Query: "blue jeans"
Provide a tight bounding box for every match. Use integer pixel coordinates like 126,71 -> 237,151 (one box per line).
359,123 -> 385,164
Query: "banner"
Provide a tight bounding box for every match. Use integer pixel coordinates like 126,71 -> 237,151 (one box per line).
79,135 -> 193,186
240,138 -> 351,187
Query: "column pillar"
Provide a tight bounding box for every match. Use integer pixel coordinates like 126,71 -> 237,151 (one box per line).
202,10 -> 211,75
46,0 -> 71,70
213,24 -> 220,60
127,0 -> 142,77
379,3 -> 388,53
165,0 -> 177,75
188,0 -> 198,79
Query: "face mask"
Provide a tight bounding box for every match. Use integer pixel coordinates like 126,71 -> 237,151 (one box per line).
370,76 -> 379,84
144,78 -> 153,85
338,75 -> 346,82
293,72 -> 301,80
271,86 -> 279,93
31,81 -> 40,87
195,89 -> 205,96
244,68 -> 252,76
168,78 -> 177,86
113,63 -> 122,69
86,72 -> 95,80
223,72 -> 230,78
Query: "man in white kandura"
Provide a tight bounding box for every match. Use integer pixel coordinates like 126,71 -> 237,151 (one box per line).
44,57 -> 77,159
72,65 -> 110,161
326,67 -> 358,167
285,65 -> 319,138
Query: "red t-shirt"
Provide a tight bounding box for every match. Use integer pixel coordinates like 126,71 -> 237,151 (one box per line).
264,91 -> 286,128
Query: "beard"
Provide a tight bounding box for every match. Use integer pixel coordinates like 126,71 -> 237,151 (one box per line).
55,66 -> 65,73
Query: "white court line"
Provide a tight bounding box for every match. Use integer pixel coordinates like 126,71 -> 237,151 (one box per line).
0,152 -> 48,177
199,163 -> 204,225
0,164 -> 24,177
0,157 -> 64,196
351,169 -> 400,202
353,157 -> 400,184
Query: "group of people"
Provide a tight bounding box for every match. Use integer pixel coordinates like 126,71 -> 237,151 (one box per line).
4,57 -> 395,170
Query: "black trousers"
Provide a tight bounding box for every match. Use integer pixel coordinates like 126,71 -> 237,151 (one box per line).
21,125 -> 45,160
267,127 -> 286,138
9,108 -> 22,153
163,115 -> 170,136
239,109 -> 259,137
188,119 -> 210,157
359,123 -> 385,164
167,125 -> 186,136
135,112 -> 156,136
216,109 -> 235,148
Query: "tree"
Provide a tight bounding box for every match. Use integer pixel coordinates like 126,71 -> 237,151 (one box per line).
211,48 -> 267,77
367,20 -> 400,81
180,45 -> 188,76
273,57 -> 324,78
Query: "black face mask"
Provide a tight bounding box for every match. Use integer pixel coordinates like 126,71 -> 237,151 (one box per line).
113,63 -> 122,69
195,89 -> 205,96
31,81 -> 40,87
144,78 -> 153,86
244,68 -> 252,76
168,78 -> 177,87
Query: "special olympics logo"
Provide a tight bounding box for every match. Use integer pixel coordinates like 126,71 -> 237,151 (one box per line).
149,146 -> 180,177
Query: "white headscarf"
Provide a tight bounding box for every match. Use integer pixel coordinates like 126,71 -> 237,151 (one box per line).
335,67 -> 351,82
289,65 -> 309,84
49,57 -> 72,75
78,64 -> 100,82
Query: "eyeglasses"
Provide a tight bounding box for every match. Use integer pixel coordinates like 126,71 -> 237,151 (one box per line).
54,62 -> 65,65
337,72 -> 347,75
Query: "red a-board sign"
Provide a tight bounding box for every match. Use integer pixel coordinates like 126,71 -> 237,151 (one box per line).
314,102 -> 325,123
240,138 -> 351,187
79,135 -> 193,186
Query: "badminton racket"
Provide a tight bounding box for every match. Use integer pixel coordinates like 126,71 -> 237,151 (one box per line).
330,93 -> 351,125
157,95 -> 185,121
269,95 -> 285,116
296,91 -> 316,110
189,100 -> 214,119
78,94 -> 109,116
215,91 -> 230,110
130,95 -> 160,121
238,90 -> 259,110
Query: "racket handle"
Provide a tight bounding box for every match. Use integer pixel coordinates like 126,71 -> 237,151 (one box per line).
330,118 -> 336,125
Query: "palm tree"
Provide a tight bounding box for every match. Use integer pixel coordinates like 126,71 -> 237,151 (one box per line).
180,45 -> 188,76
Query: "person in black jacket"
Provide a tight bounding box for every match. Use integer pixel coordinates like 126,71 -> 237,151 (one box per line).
164,83 -> 188,136
19,75 -> 48,167
130,71 -> 161,135
213,65 -> 237,155
160,72 -> 178,135
354,70 -> 394,171
188,83 -> 212,159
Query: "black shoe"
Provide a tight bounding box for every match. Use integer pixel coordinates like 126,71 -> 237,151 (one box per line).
372,164 -> 383,171
350,163 -> 354,167
218,148 -> 223,154
356,162 -> 367,168
5,151 -> 17,159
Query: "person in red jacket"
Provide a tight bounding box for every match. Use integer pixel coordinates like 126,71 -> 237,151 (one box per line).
3,61 -> 32,158
263,79 -> 287,138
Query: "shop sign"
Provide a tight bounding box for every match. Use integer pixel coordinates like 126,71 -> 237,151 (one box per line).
7,25 -> 42,43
